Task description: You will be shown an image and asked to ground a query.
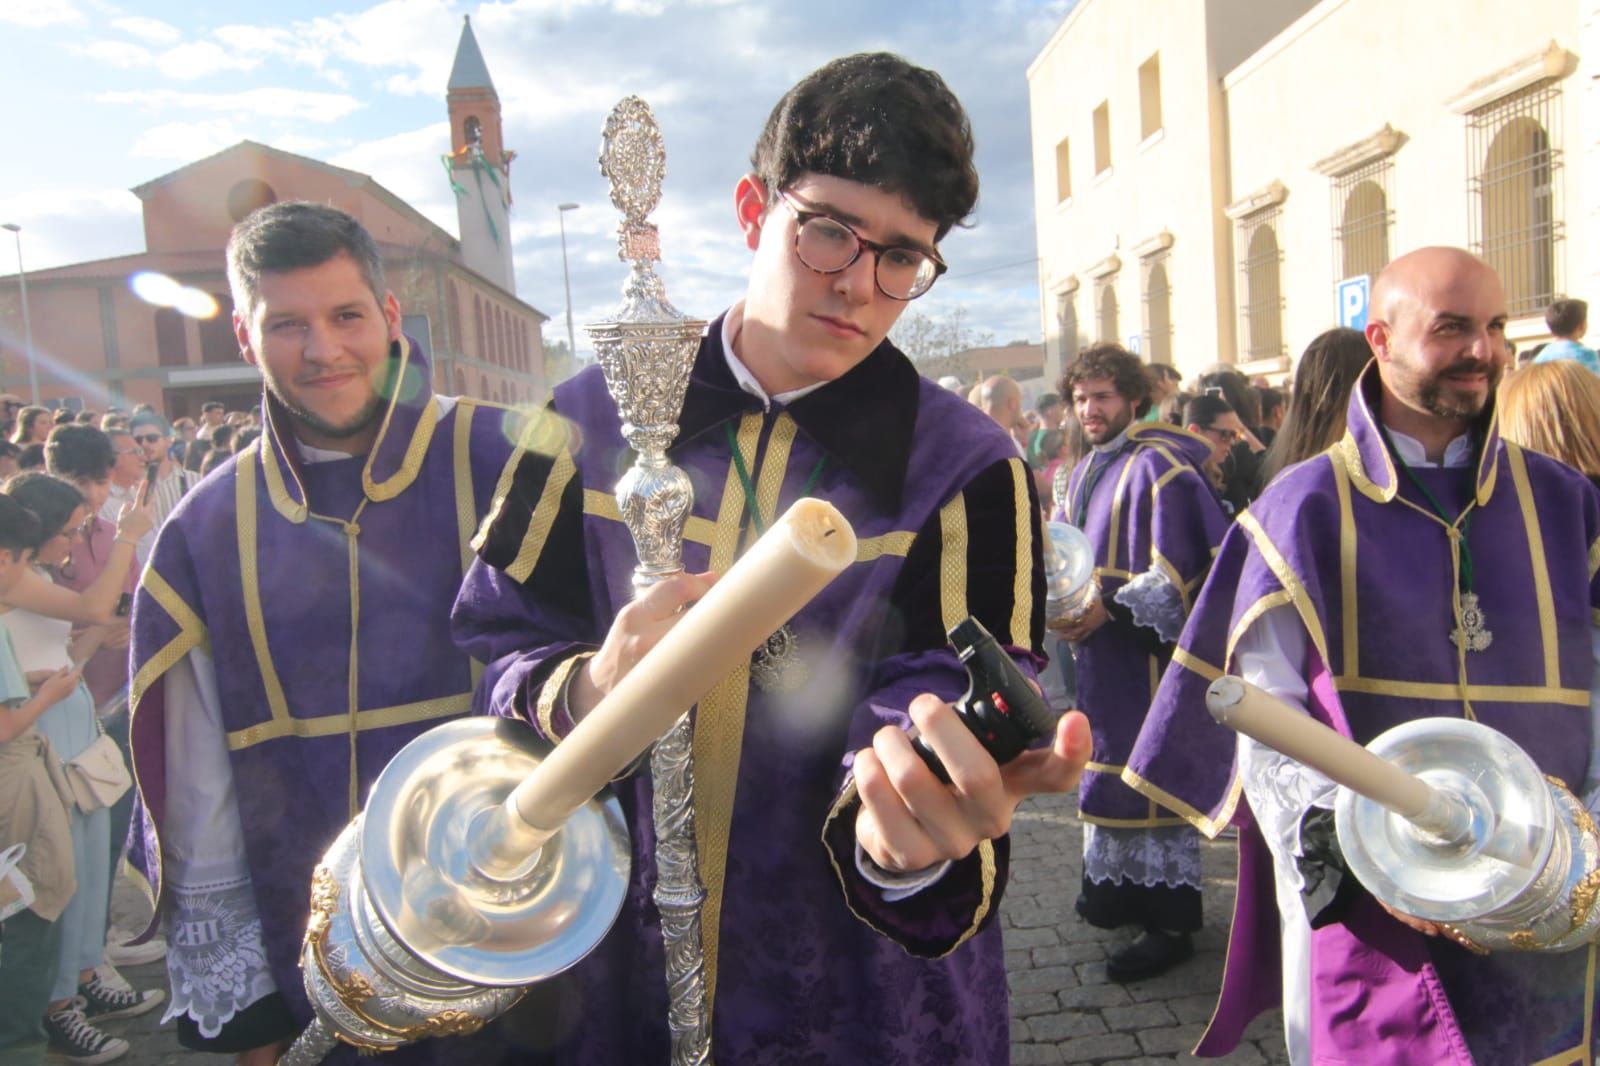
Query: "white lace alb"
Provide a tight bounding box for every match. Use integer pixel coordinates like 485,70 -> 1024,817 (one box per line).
1082,823 -> 1201,889
1112,566 -> 1187,644
162,875 -> 275,1038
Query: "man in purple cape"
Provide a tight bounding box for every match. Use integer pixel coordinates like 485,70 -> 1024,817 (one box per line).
125,203 -> 528,1063
1053,344 -> 1230,982
1126,247 -> 1600,1064
451,53 -> 1091,1064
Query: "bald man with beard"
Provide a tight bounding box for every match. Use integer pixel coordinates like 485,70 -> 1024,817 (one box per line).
1125,247 -> 1600,1063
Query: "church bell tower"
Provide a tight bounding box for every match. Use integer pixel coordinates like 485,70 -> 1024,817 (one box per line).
446,16 -> 516,293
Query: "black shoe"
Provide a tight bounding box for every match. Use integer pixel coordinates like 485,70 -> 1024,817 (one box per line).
42,997 -> 129,1063
1105,930 -> 1194,983
79,967 -> 164,1022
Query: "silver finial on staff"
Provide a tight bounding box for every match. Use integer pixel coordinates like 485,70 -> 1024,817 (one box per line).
586,95 -> 713,1066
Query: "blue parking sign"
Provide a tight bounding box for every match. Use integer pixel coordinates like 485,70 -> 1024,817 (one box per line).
1337,275 -> 1370,330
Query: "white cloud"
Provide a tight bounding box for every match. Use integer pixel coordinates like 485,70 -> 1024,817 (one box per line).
329,122 -> 458,232
111,15 -> 180,44
127,119 -> 246,160
0,189 -> 142,273
156,40 -> 263,80
97,88 -> 364,123
67,39 -> 153,69
0,0 -> 84,27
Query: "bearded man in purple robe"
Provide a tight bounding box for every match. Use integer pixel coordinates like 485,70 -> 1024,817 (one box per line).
125,202 -> 531,1064
1126,246 -> 1600,1064
1052,344 -> 1230,982
451,53 -> 1092,1064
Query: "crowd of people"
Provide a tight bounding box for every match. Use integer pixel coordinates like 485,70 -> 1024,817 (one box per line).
3,46 -> 1600,1066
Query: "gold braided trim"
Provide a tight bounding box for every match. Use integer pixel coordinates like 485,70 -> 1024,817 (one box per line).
1007,458 -> 1035,647
453,401 -> 479,577
363,393 -> 440,503
819,778 -> 999,959
693,411 -> 762,1028
1333,676 -> 1587,706
1236,510 -> 1333,672
472,408 -> 574,552
938,491 -> 969,635
855,530 -> 915,562
1171,645 -> 1223,683
256,433 -> 309,525
752,413 -> 797,540
1506,443 -> 1562,689
535,652 -> 593,740
1590,537 -> 1600,582
506,449 -> 576,583
1120,766 -> 1242,839
1332,445 -> 1360,677
237,446 -> 292,725
224,692 -> 472,751
452,403 -> 485,688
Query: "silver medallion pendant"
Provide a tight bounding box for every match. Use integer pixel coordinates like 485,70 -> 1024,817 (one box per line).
1451,592 -> 1493,653
750,624 -> 808,693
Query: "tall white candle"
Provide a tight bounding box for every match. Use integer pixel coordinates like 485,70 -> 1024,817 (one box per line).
1206,676 -> 1470,841
508,497 -> 857,832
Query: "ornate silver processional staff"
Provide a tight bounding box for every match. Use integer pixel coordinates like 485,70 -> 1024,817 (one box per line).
584,95 -> 712,1066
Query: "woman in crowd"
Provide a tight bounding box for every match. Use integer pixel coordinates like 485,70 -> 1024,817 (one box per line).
11,407 -> 51,447
0,493 -> 87,1064
0,474 -> 158,1062
1260,327 -> 1372,485
1498,358 -> 1600,490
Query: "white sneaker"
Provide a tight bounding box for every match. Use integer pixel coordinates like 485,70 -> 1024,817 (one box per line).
104,926 -> 166,967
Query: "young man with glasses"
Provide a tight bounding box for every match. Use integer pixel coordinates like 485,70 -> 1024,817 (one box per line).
455,52 -> 1090,1063
1053,343 -> 1229,983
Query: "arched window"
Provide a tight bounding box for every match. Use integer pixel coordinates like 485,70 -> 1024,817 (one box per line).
453,367 -> 466,396
480,374 -> 489,400
1142,256 -> 1172,365
474,295 -> 485,360
1479,113 -> 1556,316
464,115 -> 482,146
445,281 -> 462,353
1096,278 -> 1118,343
1339,179 -> 1390,281
1239,212 -> 1285,361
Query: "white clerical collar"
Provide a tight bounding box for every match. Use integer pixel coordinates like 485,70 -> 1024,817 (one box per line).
1092,426 -> 1132,455
1386,427 -> 1472,469
721,302 -> 829,410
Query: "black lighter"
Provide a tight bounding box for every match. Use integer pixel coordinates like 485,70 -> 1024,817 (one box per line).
911,616 -> 1060,783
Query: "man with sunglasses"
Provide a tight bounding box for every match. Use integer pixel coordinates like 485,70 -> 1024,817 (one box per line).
455,52 -> 1090,1063
123,412 -> 196,552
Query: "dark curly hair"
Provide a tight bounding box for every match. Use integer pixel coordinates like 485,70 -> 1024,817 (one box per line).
4,472 -> 85,552
1058,344 -> 1152,418
45,424 -> 115,483
751,53 -> 978,241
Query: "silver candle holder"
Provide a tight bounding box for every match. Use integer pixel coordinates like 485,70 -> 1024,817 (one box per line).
586,95 -> 712,1066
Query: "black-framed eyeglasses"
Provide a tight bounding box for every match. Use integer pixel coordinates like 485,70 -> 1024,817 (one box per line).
779,191 -> 947,301
1204,425 -> 1240,445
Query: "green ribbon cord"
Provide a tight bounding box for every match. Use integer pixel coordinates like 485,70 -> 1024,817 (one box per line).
725,421 -> 827,537
1073,441 -> 1128,528
440,151 -> 505,248
1377,425 -> 1477,594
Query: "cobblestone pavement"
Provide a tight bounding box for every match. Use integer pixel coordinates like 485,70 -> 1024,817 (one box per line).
110,789 -> 1287,1065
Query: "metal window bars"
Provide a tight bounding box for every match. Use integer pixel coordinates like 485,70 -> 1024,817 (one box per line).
1467,80 -> 1564,318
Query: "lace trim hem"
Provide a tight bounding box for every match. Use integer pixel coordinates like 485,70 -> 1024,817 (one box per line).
1112,567 -> 1187,644
162,879 -> 277,1040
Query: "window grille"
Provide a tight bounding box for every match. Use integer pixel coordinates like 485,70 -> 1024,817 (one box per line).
1467,80 -> 1563,317
1330,158 -> 1393,283
1141,251 -> 1172,364
1237,208 -> 1285,361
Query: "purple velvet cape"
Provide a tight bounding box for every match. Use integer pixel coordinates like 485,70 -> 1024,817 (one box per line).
1126,363 -> 1600,1063
451,316 -> 1046,1064
125,338 -> 529,1063
1057,424 -> 1230,824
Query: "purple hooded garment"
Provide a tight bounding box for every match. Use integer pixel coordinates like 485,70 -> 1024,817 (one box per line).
1056,423 -> 1229,824
1126,362 -> 1600,1063
451,314 -> 1045,1064
125,337 -> 531,1063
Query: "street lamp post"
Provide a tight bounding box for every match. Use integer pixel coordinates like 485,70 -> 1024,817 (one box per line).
1,224 -> 38,405
557,203 -> 579,363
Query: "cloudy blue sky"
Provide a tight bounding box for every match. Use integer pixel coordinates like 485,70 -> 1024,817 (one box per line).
0,0 -> 1074,361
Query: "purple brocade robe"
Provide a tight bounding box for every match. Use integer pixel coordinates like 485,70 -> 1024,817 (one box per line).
1126,362 -> 1600,1064
126,338 -> 530,1063
1057,425 -> 1229,825
451,316 -> 1045,1064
